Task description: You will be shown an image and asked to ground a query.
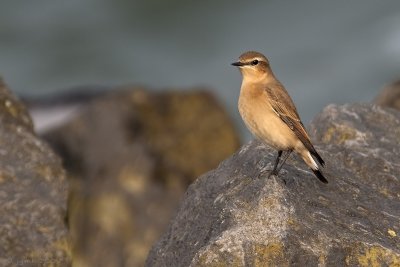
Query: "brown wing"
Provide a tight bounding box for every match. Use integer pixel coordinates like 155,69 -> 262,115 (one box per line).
264,83 -> 325,166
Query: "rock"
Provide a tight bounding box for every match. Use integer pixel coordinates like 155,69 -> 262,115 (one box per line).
0,78 -> 33,130
146,103 -> 400,267
42,87 -> 241,266
0,78 -> 70,266
373,80 -> 400,111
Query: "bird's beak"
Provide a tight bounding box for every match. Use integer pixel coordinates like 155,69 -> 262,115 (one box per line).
231,61 -> 245,67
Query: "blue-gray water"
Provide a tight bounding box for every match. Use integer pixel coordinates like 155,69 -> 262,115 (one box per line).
1,0 -> 400,139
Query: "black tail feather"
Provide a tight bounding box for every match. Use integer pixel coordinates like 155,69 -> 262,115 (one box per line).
311,149 -> 325,166
312,169 -> 328,183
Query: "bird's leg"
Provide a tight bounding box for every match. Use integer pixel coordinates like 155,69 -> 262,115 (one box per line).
268,150 -> 293,178
267,150 -> 282,178
275,149 -> 293,174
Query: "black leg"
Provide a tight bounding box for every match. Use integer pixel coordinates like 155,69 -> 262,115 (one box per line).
275,149 -> 293,173
268,150 -> 282,178
268,150 -> 293,178
272,150 -> 283,173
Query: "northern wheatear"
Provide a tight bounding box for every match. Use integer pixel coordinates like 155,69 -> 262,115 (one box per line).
232,51 -> 327,183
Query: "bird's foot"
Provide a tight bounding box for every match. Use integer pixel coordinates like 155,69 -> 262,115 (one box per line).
257,168 -> 279,179
266,171 -> 288,185
267,170 -> 279,179
258,169 -> 287,185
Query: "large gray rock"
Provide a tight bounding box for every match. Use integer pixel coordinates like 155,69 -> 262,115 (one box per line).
0,79 -> 70,266
146,103 -> 400,267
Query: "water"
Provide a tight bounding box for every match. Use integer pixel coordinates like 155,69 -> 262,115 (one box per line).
1,0 -> 400,139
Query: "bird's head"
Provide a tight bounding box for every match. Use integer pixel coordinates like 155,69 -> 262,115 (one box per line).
231,51 -> 272,82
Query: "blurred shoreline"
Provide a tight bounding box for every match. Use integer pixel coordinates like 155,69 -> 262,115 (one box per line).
23,86 -> 109,133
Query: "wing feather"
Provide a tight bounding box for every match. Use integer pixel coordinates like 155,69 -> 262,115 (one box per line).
264,83 -> 325,166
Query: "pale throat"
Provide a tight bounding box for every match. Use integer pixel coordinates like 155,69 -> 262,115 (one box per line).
241,71 -> 271,85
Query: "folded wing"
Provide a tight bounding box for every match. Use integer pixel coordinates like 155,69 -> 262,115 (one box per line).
264,84 -> 325,166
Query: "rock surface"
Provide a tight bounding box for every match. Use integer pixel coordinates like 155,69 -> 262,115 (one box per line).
146,103 -> 400,267
0,79 -> 70,266
42,87 -> 241,266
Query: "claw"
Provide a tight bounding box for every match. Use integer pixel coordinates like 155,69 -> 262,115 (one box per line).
267,170 -> 278,179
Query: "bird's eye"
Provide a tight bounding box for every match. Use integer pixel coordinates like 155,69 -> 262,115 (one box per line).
251,60 -> 259,66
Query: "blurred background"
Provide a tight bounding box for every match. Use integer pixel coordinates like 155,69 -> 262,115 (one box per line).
2,1 -> 400,266
1,0 -> 400,139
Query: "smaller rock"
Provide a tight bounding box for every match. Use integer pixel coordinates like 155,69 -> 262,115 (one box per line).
373,80 -> 400,111
0,77 -> 33,130
0,79 -> 70,266
42,87 -> 241,267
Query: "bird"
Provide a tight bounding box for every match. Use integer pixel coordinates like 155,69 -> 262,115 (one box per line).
231,51 -> 328,183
